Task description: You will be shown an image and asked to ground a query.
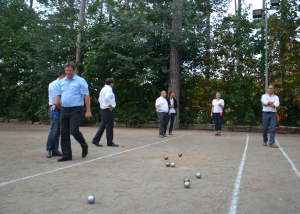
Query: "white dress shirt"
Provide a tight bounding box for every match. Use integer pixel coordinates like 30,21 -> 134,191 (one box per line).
48,78 -> 61,105
212,99 -> 225,113
169,98 -> 176,113
155,96 -> 169,113
99,85 -> 116,109
261,93 -> 280,112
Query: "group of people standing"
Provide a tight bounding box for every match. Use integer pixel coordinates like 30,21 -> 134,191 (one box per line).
46,62 -> 280,162
46,61 -> 118,162
155,91 -> 178,138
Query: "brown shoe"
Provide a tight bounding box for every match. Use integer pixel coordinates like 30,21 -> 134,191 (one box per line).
263,142 -> 267,146
169,133 -> 173,135
52,151 -> 63,156
269,144 -> 278,148
46,151 -> 51,158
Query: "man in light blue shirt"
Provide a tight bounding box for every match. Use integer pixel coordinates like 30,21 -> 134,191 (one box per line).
51,61 -> 92,162
46,69 -> 65,158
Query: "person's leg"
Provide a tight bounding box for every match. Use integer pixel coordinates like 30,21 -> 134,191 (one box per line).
269,113 -> 277,145
213,113 -> 218,134
53,109 -> 61,152
218,113 -> 223,133
46,108 -> 60,153
60,108 -> 72,158
262,113 -> 270,144
163,114 -> 171,134
105,109 -> 114,146
69,107 -> 88,150
169,113 -> 175,134
157,112 -> 164,136
92,109 -> 107,144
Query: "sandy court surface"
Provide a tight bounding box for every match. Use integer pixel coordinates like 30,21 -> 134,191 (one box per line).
0,123 -> 299,214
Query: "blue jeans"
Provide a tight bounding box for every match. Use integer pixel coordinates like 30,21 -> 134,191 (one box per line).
262,112 -> 277,145
163,113 -> 176,134
46,108 -> 60,152
213,113 -> 223,132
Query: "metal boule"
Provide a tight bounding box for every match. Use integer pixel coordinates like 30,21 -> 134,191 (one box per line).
184,178 -> 190,183
171,162 -> 176,167
178,153 -> 182,157
166,162 -> 170,167
196,172 -> 201,178
184,182 -> 190,188
164,156 -> 168,160
87,195 -> 95,204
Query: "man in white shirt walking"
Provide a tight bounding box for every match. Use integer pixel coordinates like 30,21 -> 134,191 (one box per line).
46,69 -> 65,158
92,78 -> 119,147
155,91 -> 170,138
261,84 -> 280,148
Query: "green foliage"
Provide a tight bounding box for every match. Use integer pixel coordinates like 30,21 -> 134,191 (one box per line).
0,0 -> 299,128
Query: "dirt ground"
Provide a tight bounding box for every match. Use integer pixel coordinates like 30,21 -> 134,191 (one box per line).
0,123 -> 299,214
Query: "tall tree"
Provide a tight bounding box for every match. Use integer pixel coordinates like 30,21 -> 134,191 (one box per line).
76,0 -> 87,76
169,0 -> 183,129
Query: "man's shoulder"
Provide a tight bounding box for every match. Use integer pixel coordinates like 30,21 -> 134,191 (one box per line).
49,79 -> 59,87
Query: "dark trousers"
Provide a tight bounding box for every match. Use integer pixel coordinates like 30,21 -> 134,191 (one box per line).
213,113 -> 223,132
92,108 -> 114,146
262,112 -> 277,145
157,112 -> 167,135
163,113 -> 176,134
60,106 -> 88,158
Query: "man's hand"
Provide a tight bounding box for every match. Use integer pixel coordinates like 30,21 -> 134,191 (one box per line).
109,105 -> 113,111
157,108 -> 161,111
168,111 -> 171,116
170,104 -> 174,108
85,111 -> 92,118
211,113 -> 213,117
51,105 -> 56,112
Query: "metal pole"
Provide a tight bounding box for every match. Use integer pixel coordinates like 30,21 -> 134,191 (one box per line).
265,1 -> 268,94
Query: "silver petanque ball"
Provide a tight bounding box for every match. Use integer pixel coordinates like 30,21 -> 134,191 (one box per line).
196,172 -> 201,178
87,195 -> 95,204
166,162 -> 170,167
164,156 -> 168,160
184,182 -> 190,188
184,178 -> 190,183
171,162 -> 176,167
178,153 -> 182,157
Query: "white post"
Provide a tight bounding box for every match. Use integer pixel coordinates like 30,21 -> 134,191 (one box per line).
265,1 -> 268,93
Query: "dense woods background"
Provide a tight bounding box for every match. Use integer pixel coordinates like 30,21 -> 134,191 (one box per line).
0,0 -> 299,127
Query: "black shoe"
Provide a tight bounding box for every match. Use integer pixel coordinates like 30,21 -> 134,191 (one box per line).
92,142 -> 103,147
82,147 -> 88,158
108,143 -> 119,147
57,157 -> 72,162
52,150 -> 63,156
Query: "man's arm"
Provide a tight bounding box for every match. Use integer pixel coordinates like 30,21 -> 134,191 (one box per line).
84,94 -> 92,118
105,90 -> 115,111
51,95 -> 61,111
211,106 -> 214,117
155,105 -> 161,111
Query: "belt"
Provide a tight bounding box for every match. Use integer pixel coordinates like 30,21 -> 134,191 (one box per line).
62,106 -> 82,109
263,111 -> 275,114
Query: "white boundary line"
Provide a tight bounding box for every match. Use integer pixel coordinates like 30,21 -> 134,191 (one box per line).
0,132 -> 194,187
229,134 -> 249,214
276,139 -> 300,179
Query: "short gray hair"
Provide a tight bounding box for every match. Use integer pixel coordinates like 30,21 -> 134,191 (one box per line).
216,92 -> 221,96
161,91 -> 166,95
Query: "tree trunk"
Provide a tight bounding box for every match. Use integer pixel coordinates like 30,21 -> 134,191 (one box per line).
29,0 -> 33,8
205,0 -> 211,79
125,0 -> 129,15
76,0 -> 86,76
169,0 -> 183,130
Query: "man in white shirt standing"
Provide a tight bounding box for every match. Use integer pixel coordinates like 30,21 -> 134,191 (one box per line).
46,70 -> 65,158
261,84 -> 280,148
92,78 -> 119,147
155,91 -> 170,138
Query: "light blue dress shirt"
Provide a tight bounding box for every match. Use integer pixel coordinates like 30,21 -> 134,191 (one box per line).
48,78 -> 61,105
57,75 -> 89,107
